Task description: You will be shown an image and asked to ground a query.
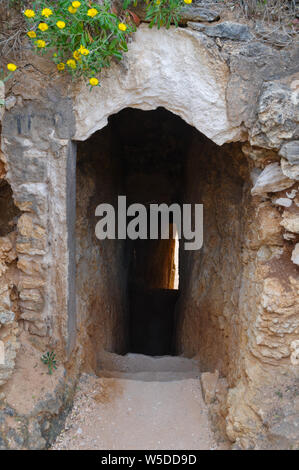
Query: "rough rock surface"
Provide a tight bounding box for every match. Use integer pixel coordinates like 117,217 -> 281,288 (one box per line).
188,21 -> 252,41
0,334 -> 76,449
180,6 -> 220,23
73,25 -> 241,145
291,243 -> 299,265
5,96 -> 16,111
201,370 -> 219,404
281,211 -> 299,233
279,141 -> 299,164
250,80 -> 299,149
273,197 -> 292,208
251,163 -> 294,196
227,43 -> 299,134
281,158 -> 299,181
0,234 -> 19,387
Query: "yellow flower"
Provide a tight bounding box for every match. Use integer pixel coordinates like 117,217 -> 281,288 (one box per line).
38,23 -> 49,32
68,6 -> 77,13
78,45 -> 90,57
72,1 -> 81,7
24,9 -> 35,18
80,48 -> 89,56
27,31 -> 37,38
67,59 -> 76,69
35,40 -> 46,48
57,63 -> 65,71
89,78 -> 99,86
156,0 -> 161,4
87,8 -> 98,17
7,63 -> 17,72
183,0 -> 192,3
56,21 -> 66,29
73,50 -> 80,60
41,8 -> 53,17
118,23 -> 127,32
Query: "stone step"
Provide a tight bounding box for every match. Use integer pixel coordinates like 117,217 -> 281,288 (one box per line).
97,352 -> 200,374
98,370 -> 200,382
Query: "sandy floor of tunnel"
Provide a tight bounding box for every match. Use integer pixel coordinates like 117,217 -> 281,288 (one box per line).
52,355 -> 224,450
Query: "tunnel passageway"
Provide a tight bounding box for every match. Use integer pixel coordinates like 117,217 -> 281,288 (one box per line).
75,106 -> 248,377
76,107 -> 193,361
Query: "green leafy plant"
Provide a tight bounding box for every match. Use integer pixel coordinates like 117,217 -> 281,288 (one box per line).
23,0 -> 136,86
41,351 -> 58,375
23,0 -> 192,85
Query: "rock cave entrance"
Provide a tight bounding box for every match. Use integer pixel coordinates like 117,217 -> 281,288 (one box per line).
76,107 -> 248,374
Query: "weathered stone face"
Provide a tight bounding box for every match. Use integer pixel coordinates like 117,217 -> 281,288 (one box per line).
0,217 -> 20,388
250,80 -> 299,149
73,25 -> 242,145
0,15 -> 298,450
251,162 -> 294,196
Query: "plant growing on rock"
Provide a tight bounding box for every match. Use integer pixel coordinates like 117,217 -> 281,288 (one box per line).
24,0 -> 136,86
41,351 -> 58,375
23,0 -> 192,85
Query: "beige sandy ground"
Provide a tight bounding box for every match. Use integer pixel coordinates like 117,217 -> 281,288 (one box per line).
52,354 -> 226,450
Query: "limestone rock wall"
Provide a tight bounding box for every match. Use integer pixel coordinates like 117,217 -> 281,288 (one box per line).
177,133 -> 298,449
0,234 -> 20,388
176,135 -> 248,380
1,98 -> 76,357
76,125 -> 129,370
0,128 -> 20,389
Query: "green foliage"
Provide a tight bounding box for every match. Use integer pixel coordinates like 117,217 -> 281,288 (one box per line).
24,0 -> 136,85
23,0 -> 191,85
41,351 -> 58,375
124,0 -> 188,29
0,69 -> 15,83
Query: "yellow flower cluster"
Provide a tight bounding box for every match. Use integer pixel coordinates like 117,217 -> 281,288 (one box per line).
24,4 -> 105,23
184,0 -> 192,3
23,2 -> 127,89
